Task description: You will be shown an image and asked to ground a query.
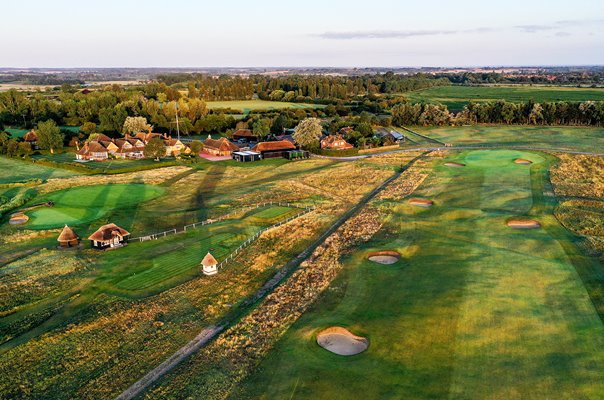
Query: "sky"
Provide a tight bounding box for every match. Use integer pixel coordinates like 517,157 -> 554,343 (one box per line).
1,0 -> 603,68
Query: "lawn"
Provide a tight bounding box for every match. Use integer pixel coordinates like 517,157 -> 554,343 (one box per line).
0,156 -> 79,184
24,184 -> 165,229
234,149 -> 604,399
206,99 -> 325,114
31,151 -> 177,172
413,125 -> 604,152
406,85 -> 604,110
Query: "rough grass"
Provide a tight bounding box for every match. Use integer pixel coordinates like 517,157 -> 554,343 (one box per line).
413,125 -> 604,152
407,85 -> 604,110
25,184 -> 165,229
234,149 -> 604,399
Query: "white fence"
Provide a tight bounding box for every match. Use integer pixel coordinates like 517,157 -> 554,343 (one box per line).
130,201 -> 309,242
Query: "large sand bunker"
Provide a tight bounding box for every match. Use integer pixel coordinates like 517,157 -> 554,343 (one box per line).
514,158 -> 533,165
444,162 -> 466,167
409,198 -> 434,208
506,219 -> 541,229
9,212 -> 29,225
367,250 -> 401,265
317,327 -> 369,356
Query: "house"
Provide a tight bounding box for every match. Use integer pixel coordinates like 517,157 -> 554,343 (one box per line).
252,140 -> 296,158
276,134 -> 296,144
94,133 -> 114,142
232,128 -> 257,142
164,137 -> 189,157
201,252 -> 218,275
203,136 -> 240,156
338,126 -> 354,135
76,141 -> 109,161
321,134 -> 354,150
133,131 -> 163,144
114,139 -> 145,159
23,130 -> 38,149
376,128 -> 404,143
88,223 -> 130,249
57,225 -> 79,248
232,150 -> 262,162
100,140 -> 119,154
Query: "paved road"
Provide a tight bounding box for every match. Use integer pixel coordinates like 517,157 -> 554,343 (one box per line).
114,153 -> 427,400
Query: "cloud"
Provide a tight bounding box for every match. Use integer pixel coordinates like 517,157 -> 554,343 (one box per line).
555,31 -> 572,37
516,19 -> 604,33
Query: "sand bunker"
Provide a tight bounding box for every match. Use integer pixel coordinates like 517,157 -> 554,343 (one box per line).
317,327 -> 369,356
506,219 -> 541,229
9,212 -> 29,225
514,158 -> 533,165
409,198 -> 434,208
444,162 -> 466,167
367,250 -> 401,265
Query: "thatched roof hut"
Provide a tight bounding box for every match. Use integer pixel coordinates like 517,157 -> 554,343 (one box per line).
58,225 -> 79,247
201,252 -> 218,275
88,223 -> 130,249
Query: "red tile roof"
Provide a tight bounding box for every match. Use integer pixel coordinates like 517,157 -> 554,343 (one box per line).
203,137 -> 239,152
23,130 -> 38,142
232,129 -> 255,138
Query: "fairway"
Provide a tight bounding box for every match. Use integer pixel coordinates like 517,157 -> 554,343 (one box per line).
206,100 -> 325,114
235,149 -> 604,399
406,85 -> 604,110
0,157 -> 78,184
414,125 -> 604,152
26,184 -> 165,229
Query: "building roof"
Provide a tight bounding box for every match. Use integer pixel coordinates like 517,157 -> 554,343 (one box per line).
23,130 -> 38,142
204,137 -> 239,152
201,252 -> 218,267
57,225 -> 78,242
87,141 -> 109,153
321,134 -> 354,150
95,134 -> 113,142
232,128 -> 255,138
88,223 -> 130,242
252,140 -> 296,153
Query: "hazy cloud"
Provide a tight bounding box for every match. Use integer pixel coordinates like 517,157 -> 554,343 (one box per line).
516,19 -> 604,33
555,31 -> 572,37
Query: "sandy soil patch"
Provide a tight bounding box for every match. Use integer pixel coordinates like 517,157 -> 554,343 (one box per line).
367,250 -> 401,264
444,162 -> 466,167
514,159 -> 533,165
409,198 -> 434,207
9,212 -> 29,225
317,327 -> 368,356
506,219 -> 541,229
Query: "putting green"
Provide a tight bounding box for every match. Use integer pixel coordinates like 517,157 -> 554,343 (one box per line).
26,184 -> 165,229
234,149 -> 604,399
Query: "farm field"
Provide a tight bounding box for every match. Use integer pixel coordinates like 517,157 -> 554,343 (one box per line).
406,85 -> 604,110
206,99 -> 325,113
234,149 -> 604,399
413,125 -> 604,152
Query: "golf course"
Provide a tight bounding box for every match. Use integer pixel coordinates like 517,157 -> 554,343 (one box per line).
234,149 -> 604,399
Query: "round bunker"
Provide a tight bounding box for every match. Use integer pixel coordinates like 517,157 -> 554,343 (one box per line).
514,158 -> 533,165
409,198 -> 434,208
367,250 -> 401,265
506,219 -> 541,229
9,212 -> 29,225
317,327 -> 368,356
444,162 -> 466,167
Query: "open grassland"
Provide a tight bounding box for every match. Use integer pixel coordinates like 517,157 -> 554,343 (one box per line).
413,125 -> 604,152
407,85 -> 604,110
206,99 -> 325,113
0,156 -> 399,399
234,149 -> 604,399
0,156 -> 78,184
31,151 -> 177,172
24,184 -> 165,229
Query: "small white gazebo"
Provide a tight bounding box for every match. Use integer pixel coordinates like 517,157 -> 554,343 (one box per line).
201,252 -> 218,275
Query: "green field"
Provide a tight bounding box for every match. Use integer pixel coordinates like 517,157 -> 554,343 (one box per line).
31,152 -> 176,172
25,184 -> 165,229
206,99 -> 325,114
0,156 -> 78,184
235,149 -> 604,399
407,85 -> 604,110
413,125 -> 604,152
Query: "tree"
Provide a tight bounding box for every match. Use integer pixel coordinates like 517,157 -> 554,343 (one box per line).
252,118 -> 271,140
189,140 -> 203,155
80,121 -> 97,136
36,120 -> 64,153
293,118 -> 322,149
144,137 -> 165,161
123,116 -> 152,136
18,142 -> 32,157
6,139 -> 19,157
